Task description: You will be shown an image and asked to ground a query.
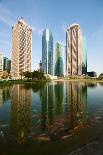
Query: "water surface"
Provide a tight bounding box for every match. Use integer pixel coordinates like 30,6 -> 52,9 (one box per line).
0,81 -> 103,155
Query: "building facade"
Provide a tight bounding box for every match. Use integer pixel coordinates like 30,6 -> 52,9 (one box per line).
4,57 -> 11,73
42,29 -> 53,75
82,36 -> 87,75
0,53 -> 4,76
12,18 -> 32,79
66,24 -> 82,76
87,71 -> 97,77
38,60 -> 42,72
0,53 -> 3,72
54,42 -> 64,77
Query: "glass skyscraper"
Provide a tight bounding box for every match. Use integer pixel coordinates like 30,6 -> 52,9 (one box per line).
54,42 -> 64,76
0,53 -> 3,75
82,36 -> 87,75
42,29 -> 53,75
4,57 -> 11,73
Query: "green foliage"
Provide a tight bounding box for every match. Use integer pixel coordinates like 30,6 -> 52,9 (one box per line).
32,81 -> 46,92
2,70 -> 9,79
98,73 -> 103,80
22,81 -> 46,92
23,71 -> 32,79
32,70 -> 45,80
23,70 -> 45,80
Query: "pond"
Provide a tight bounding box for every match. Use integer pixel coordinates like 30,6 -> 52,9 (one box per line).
0,81 -> 103,155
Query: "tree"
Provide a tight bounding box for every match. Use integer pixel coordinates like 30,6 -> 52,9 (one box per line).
98,73 -> 103,80
2,70 -> 9,79
32,70 -> 45,80
23,71 -> 32,79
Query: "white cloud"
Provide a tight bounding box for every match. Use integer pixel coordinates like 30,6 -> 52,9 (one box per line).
0,4 -> 11,15
0,39 -> 9,45
31,26 -> 43,35
38,29 -> 43,35
62,24 -> 67,32
0,4 -> 15,26
31,26 -> 36,33
0,15 -> 12,26
0,4 -> 43,36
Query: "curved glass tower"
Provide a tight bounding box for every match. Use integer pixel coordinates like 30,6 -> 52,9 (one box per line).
42,29 -> 53,75
82,36 -> 87,75
54,42 -> 64,76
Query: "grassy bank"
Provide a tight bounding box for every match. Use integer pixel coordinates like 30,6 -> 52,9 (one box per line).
54,78 -> 103,83
0,79 -> 48,86
0,78 -> 103,87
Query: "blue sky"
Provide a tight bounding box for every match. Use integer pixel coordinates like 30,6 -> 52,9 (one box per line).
0,0 -> 103,74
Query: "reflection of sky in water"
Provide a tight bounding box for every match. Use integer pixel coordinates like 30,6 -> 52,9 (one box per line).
88,85 -> 103,105
0,100 -> 10,129
0,82 -> 103,143
31,91 -> 41,114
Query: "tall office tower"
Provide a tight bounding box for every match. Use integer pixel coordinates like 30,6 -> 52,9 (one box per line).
12,18 -> 32,79
54,42 -> 64,77
63,46 -> 66,76
0,53 -> 4,76
82,36 -> 87,75
38,60 -> 42,72
66,24 -> 82,76
4,57 -> 11,73
42,29 -> 53,75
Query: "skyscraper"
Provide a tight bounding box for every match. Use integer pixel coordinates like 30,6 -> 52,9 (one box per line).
38,60 -> 42,72
12,18 -> 32,79
42,29 -> 53,75
66,24 -> 82,76
82,36 -> 87,75
4,57 -> 11,73
63,46 -> 66,76
0,53 -> 4,76
54,42 -> 64,77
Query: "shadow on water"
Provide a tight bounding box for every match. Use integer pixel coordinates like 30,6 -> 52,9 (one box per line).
0,86 -> 11,103
22,81 -> 46,92
98,82 -> 103,86
86,83 -> 97,88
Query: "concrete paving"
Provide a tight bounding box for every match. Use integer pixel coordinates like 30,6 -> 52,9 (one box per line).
68,135 -> 103,155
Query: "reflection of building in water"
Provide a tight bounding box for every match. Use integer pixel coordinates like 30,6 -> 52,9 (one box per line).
10,84 -> 31,144
0,89 -> 3,107
54,82 -> 64,116
39,82 -> 87,140
0,86 -> 11,107
66,82 -> 87,130
40,82 -> 65,133
40,83 -> 54,132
